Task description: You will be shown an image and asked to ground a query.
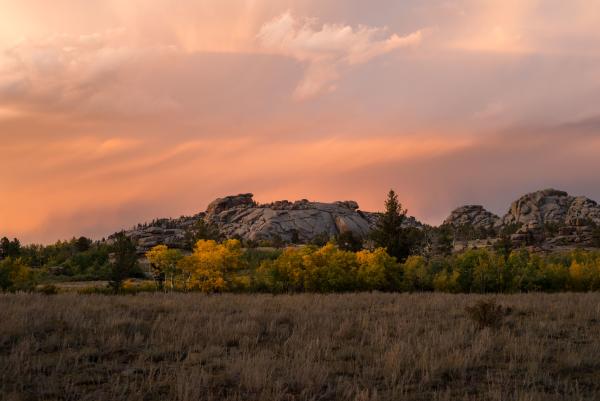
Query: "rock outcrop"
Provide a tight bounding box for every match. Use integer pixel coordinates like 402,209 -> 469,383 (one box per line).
115,194 -> 422,253
205,195 -> 373,243
443,205 -> 501,232
114,215 -> 201,253
503,189 -> 600,226
502,189 -> 600,247
440,189 -> 600,249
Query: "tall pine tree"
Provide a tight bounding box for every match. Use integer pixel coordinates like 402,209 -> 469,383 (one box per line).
371,190 -> 420,262
108,232 -> 138,292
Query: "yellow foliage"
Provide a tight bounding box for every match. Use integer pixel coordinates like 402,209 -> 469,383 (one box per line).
257,246 -> 316,292
179,239 -> 245,293
146,244 -> 183,290
433,270 -> 460,293
568,260 -> 591,291
356,248 -> 394,290
402,255 -> 431,291
302,243 -> 358,292
229,274 -> 252,292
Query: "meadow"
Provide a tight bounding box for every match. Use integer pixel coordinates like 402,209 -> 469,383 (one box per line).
1,292 -> 599,401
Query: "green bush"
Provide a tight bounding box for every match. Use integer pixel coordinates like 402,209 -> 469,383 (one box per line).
0,258 -> 35,292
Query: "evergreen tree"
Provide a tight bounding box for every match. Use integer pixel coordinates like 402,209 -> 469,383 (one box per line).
433,225 -> 454,256
0,237 -> 21,259
0,237 -> 9,259
74,236 -> 92,253
108,232 -> 138,292
371,190 -> 419,262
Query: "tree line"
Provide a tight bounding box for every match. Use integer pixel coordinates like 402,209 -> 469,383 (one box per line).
2,190 -> 600,293
143,241 -> 600,293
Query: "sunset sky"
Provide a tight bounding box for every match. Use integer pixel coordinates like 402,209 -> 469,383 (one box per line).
1,0 -> 600,244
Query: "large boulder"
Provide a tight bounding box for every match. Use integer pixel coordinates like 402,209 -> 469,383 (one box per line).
206,194 -> 256,215
503,189 -> 571,226
443,205 -> 501,232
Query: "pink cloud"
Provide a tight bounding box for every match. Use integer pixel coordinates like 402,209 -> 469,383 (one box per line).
257,12 -> 422,99
0,30 -> 180,116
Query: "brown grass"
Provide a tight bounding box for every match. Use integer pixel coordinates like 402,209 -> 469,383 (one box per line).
1,293 -> 599,401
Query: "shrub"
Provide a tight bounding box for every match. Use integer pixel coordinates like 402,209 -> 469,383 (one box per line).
0,258 -> 35,291
335,231 -> 364,252
302,244 -> 358,292
37,284 -> 59,295
465,299 -> 507,330
402,255 -> 432,291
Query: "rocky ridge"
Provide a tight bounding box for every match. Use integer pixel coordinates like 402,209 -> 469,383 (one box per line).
117,194 -> 422,253
115,189 -> 600,253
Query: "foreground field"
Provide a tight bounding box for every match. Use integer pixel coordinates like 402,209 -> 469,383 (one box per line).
1,293 -> 599,401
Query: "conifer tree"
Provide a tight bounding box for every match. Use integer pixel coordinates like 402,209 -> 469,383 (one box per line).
371,190 -> 420,262
108,232 -> 138,292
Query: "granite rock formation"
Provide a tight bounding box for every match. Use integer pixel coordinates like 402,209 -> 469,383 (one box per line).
443,205 -> 502,232
116,194 -> 422,253
501,189 -> 600,246
205,194 -> 374,243
116,189 -> 600,254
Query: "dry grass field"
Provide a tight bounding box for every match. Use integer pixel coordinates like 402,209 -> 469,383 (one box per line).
1,293 -> 599,401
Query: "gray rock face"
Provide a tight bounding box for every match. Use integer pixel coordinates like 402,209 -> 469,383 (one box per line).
443,205 -> 501,231
502,189 -> 600,226
205,194 -> 378,243
501,189 -> 600,246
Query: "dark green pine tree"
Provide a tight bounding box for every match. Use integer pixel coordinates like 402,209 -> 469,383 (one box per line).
371,190 -> 413,262
434,225 -> 454,256
0,237 -> 21,259
108,232 -> 138,293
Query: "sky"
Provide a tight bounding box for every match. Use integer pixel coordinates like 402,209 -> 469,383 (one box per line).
1,0 -> 600,244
